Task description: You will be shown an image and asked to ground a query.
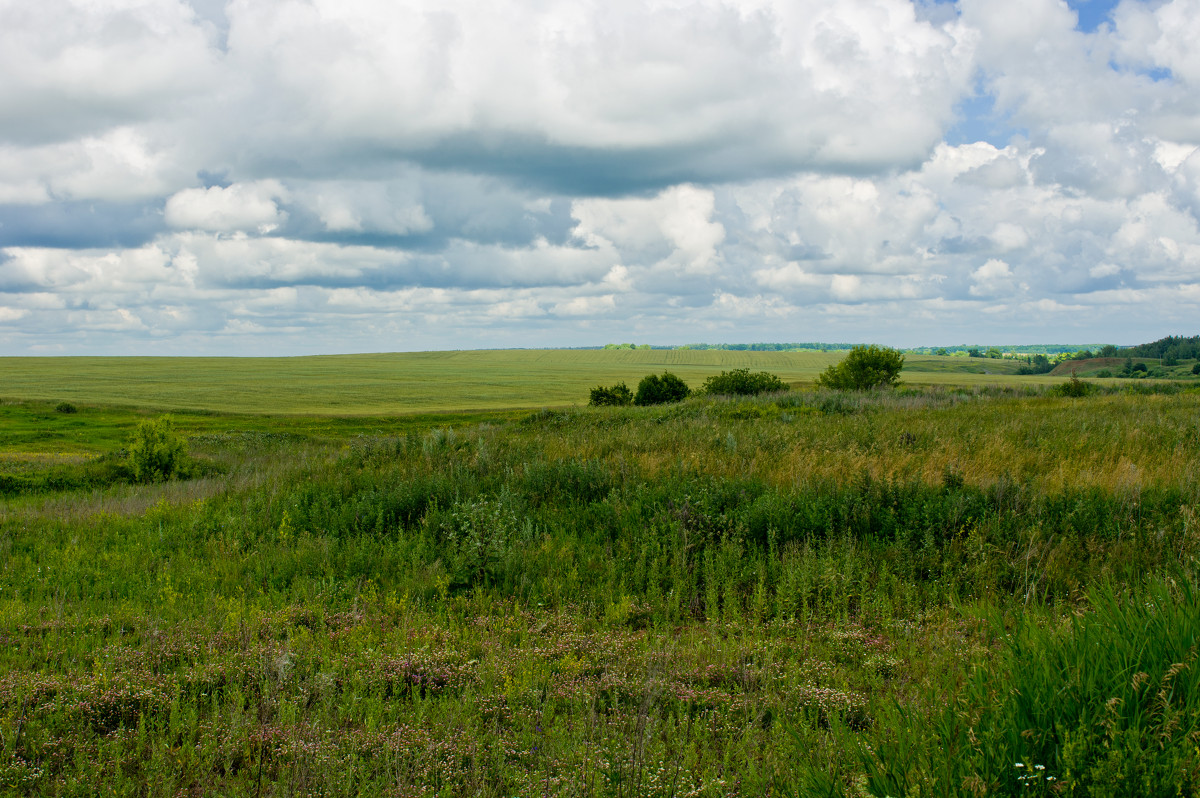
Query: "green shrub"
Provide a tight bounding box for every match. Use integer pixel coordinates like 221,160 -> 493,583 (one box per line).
588,382 -> 633,406
634,372 -> 690,405
1054,376 -> 1092,397
128,415 -> 187,483
55,401 -> 78,413
1193,363 -> 1200,375
701,368 -> 785,396
1133,362 -> 1148,373
816,345 -> 905,391
1095,369 -> 1113,378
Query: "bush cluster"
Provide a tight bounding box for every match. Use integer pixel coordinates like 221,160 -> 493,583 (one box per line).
701,368 -> 785,396
588,382 -> 633,406
588,372 -> 693,407
634,371 -> 690,405
817,345 -> 905,391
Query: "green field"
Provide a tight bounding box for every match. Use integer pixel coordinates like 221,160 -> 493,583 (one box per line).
1,350 -> 1049,415
2,359 -> 1198,796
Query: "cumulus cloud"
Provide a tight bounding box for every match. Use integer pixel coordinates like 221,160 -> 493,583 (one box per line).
571,185 -> 727,283
4,0 -> 1200,354
165,181 -> 290,233
212,0 -> 974,187
0,0 -> 218,145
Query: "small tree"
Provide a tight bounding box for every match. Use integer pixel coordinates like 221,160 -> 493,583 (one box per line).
634,372 -> 691,406
589,382 -> 633,406
128,416 -> 187,483
701,368 -> 785,396
817,345 -> 905,391
1054,376 -> 1091,397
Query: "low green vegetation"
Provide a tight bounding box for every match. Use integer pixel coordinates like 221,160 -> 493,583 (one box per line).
588,381 -> 634,407
633,371 -> 691,406
700,368 -> 786,396
816,345 -> 905,391
127,416 -> 189,483
2,377 -> 1199,795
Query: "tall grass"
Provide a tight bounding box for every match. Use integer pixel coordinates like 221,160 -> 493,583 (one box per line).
799,578 -> 1200,796
1,385 -> 1198,794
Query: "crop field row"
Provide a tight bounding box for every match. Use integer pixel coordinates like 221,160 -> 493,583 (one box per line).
1,350 -> 1050,415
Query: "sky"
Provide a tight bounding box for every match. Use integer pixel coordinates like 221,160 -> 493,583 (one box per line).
2,0 -> 1200,355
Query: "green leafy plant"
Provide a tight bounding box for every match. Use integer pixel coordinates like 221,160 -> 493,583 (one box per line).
128,415 -> 187,483
827,579 -> 1200,798
701,368 -> 786,396
588,382 -> 633,406
55,401 -> 78,413
816,345 -> 905,391
1192,363 -> 1200,375
634,371 -> 690,405
1054,376 -> 1092,397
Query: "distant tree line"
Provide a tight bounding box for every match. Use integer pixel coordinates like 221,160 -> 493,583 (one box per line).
599,342 -> 859,351
1117,335 -> 1200,363
1016,354 -> 1055,375
1058,336 -> 1200,367
681,342 -> 856,352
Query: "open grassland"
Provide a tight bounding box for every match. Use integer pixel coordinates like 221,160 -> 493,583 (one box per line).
3,380 -> 1199,795
2,350 -> 1056,415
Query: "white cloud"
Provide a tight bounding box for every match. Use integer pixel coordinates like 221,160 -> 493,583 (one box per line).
1114,0 -> 1200,85
165,181 -> 290,233
970,258 -> 1017,297
552,294 -> 617,317
0,0 -> 218,144
4,0 -> 1200,353
296,180 -> 434,235
572,184 -> 727,278
208,0 -> 975,180
0,306 -> 28,323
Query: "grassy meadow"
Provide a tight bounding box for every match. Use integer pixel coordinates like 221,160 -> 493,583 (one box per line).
1,350 -> 1045,415
2,357 -> 1199,796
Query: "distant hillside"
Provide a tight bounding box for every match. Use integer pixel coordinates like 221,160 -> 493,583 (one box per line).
1050,357 -> 1128,376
